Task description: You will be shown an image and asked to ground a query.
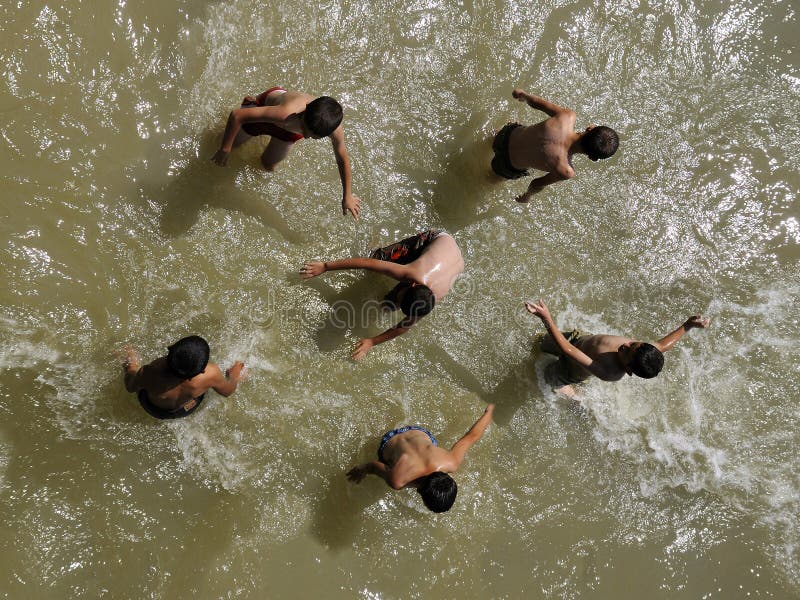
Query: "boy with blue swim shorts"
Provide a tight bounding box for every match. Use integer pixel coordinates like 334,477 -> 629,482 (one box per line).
346,404 -> 494,513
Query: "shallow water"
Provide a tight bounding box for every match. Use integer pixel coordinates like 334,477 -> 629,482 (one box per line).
1,0 -> 799,597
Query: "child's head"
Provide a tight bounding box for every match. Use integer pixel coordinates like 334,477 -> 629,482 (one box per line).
580,126 -> 619,161
417,472 -> 457,512
624,342 -> 664,378
167,335 -> 210,379
399,284 -> 435,318
302,96 -> 343,138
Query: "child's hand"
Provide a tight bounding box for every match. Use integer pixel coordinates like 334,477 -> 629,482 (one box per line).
515,192 -> 530,203
346,465 -> 368,483
351,338 -> 373,360
342,194 -> 361,220
300,262 -> 326,279
684,315 -> 711,329
516,184 -> 543,202
525,300 -> 552,323
226,361 -> 246,381
211,149 -> 230,166
121,345 -> 141,374
512,88 -> 527,100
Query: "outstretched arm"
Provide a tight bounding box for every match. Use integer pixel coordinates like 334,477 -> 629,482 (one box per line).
653,315 -> 711,353
212,105 -> 292,165
512,89 -> 571,117
346,460 -> 392,485
525,300 -> 611,379
352,320 -> 417,360
448,404 -> 495,466
516,168 -> 575,202
301,258 -> 412,282
209,362 -> 245,397
330,128 -> 361,220
122,345 -> 142,392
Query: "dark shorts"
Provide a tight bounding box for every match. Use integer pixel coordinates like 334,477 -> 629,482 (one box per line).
491,123 -> 528,180
541,330 -> 593,387
378,426 -> 438,464
369,229 -> 442,264
138,390 -> 205,420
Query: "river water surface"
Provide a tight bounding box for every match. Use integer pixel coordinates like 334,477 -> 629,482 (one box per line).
1,0 -> 799,597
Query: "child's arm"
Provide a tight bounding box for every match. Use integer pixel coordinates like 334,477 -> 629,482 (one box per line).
346,461 -> 393,485
512,89 -> 571,117
653,316 -> 710,353
448,404 -> 495,466
351,320 -> 417,360
212,105 -> 292,165
122,346 -> 142,392
516,168 -> 574,202
524,300 -> 610,379
329,128 -> 361,221
301,258 -> 412,282
209,361 -> 245,397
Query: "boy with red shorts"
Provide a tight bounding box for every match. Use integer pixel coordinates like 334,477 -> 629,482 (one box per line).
211,87 -> 360,220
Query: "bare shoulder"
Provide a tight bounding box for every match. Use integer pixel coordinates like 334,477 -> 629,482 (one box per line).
589,334 -> 633,353
139,357 -> 164,378
436,448 -> 463,473
200,362 -> 225,382
555,108 -> 577,122
283,90 -> 314,110
329,124 -> 345,143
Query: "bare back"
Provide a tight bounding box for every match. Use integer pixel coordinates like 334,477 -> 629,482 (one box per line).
381,429 -> 456,486
508,112 -> 576,173
573,334 -> 635,382
255,89 -> 314,133
135,358 -> 222,410
406,233 -> 464,300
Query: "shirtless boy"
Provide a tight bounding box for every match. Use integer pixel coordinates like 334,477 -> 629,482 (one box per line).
525,300 -> 710,393
301,229 -> 464,360
123,336 -> 245,419
211,87 -> 360,220
492,88 -> 619,202
346,404 -> 494,513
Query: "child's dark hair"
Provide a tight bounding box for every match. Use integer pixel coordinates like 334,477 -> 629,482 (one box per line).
303,96 -> 343,137
417,472 -> 457,513
167,335 -> 210,379
630,343 -> 664,379
399,285 -> 435,318
581,126 -> 619,160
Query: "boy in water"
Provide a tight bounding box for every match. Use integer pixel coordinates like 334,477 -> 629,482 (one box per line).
492,88 -> 619,202
300,229 -> 464,360
524,299 -> 710,394
346,404 -> 494,513
123,336 -> 245,419
211,87 -> 361,220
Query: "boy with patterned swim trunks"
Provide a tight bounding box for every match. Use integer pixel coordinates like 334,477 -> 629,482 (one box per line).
301,229 -> 464,360
211,87 -> 361,220
492,88 -> 619,202
346,404 -> 494,513
524,300 -> 710,394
